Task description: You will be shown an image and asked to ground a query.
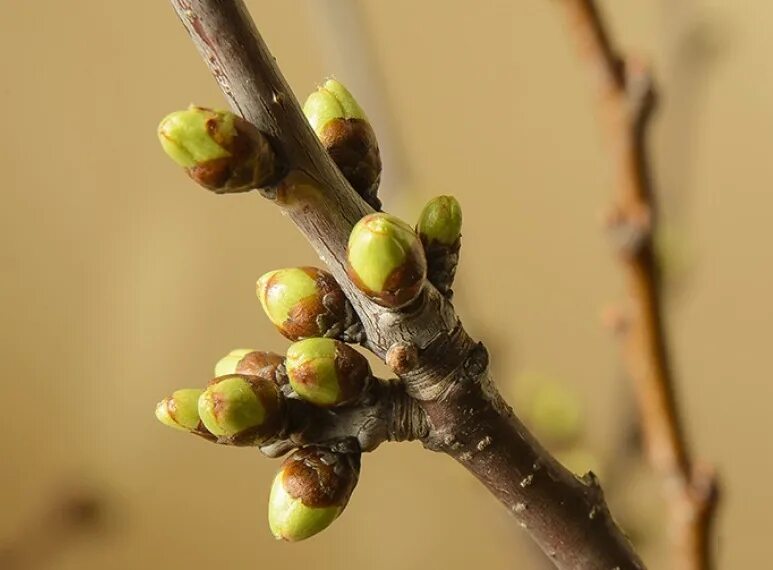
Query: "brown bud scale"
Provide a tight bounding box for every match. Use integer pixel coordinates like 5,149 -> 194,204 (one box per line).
281,448 -> 360,508
319,118 -> 381,210
233,351 -> 285,382
189,116 -> 281,194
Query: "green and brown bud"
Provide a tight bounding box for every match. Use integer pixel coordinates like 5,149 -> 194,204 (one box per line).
303,79 -> 382,210
214,349 -> 285,383
257,267 -> 361,342
417,196 -> 462,298
285,338 -> 369,407
158,105 -> 279,194
197,374 -> 284,445
347,213 -> 427,308
155,388 -> 204,432
417,195 -> 462,247
268,448 -> 360,542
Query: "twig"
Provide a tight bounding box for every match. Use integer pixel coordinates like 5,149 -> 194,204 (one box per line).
560,1 -> 720,568
167,1 -> 645,567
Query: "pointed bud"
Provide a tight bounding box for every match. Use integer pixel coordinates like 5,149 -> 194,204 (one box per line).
303,79 -> 382,210
416,196 -> 462,297
214,349 -> 285,383
347,213 -> 427,308
197,375 -> 284,445
285,338 -> 369,407
257,267 -> 358,341
268,448 -> 360,542
417,196 -> 462,246
157,105 -> 279,194
155,389 -> 204,432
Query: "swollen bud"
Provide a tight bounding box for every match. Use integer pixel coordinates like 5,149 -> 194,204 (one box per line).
155,389 -> 204,432
416,195 -> 462,297
285,338 -> 369,407
257,267 -> 360,342
303,79 -> 382,210
347,213 -> 427,308
157,105 -> 279,194
417,196 -> 462,247
268,448 -> 360,542
197,375 -> 284,445
214,349 -> 285,383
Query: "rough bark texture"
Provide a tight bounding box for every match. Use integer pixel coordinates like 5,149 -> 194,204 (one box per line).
169,1 -> 645,567
259,378 -> 427,457
561,1 -> 720,568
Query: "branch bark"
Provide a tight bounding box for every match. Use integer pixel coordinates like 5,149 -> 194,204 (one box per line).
168,1 -> 645,567
560,1 -> 720,568
258,378 -> 428,457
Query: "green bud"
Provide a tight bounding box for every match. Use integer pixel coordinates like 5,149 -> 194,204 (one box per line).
304,79 -> 366,133
197,375 -> 284,445
268,448 -> 359,542
157,105 -> 279,194
417,196 -> 462,246
155,388 -> 204,432
158,106 -> 234,168
303,79 -> 381,210
256,267 -> 350,341
347,213 -> 427,308
214,349 -> 285,382
285,338 -> 369,407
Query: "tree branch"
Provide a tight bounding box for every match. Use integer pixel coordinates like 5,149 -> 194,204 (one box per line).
560,1 -> 720,568
258,378 -> 428,457
168,1 -> 645,567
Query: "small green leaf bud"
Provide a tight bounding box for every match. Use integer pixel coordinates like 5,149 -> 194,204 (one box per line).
155,389 -> 204,432
346,213 -> 427,308
257,267 -> 357,341
303,79 -> 382,210
157,105 -> 279,194
416,196 -> 462,297
285,338 -> 369,407
268,448 -> 360,542
214,349 -> 285,382
417,195 -> 462,247
197,375 -> 284,445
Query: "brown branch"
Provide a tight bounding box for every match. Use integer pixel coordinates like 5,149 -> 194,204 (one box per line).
258,378 -> 429,457
560,1 -> 720,568
166,1 -> 645,567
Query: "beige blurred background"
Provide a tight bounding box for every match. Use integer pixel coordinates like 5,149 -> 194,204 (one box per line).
1,1 -> 771,568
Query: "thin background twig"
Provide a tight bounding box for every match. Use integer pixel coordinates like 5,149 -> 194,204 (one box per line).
560,1 -> 720,568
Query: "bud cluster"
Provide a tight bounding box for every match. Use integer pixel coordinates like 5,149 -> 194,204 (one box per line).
155,80 -> 469,545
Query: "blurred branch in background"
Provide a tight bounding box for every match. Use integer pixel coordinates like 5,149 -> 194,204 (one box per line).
303,0 -> 411,197
560,1 -> 720,568
659,0 -> 730,224
0,485 -> 109,570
